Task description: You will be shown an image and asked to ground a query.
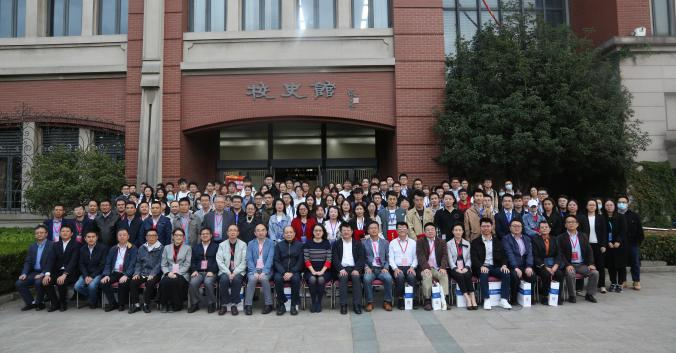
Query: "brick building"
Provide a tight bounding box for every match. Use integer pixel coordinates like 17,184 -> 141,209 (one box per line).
0,0 -> 673,211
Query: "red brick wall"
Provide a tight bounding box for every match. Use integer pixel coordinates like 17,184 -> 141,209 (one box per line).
124,0 -> 144,181
569,0 -> 651,46
393,0 -> 447,185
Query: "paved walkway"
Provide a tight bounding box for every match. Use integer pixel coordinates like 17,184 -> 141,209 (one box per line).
1,272 -> 675,353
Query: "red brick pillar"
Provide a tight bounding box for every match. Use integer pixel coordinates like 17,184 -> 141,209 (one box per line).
124,0 -> 144,182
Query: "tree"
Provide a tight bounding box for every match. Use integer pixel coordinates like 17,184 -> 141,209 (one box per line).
24,146 -> 125,216
435,9 -> 649,198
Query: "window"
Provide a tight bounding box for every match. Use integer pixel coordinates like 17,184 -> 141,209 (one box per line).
242,0 -> 281,31
93,131 -> 125,160
49,0 -> 82,36
653,0 -> 675,36
0,0 -> 25,38
443,0 -> 568,56
297,0 -> 335,29
41,126 -> 79,152
189,0 -> 226,32
98,0 -> 127,34
352,0 -> 390,29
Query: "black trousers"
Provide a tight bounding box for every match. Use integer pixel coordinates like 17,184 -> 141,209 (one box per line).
45,270 -> 76,305
591,243 -> 605,288
534,266 -> 564,297
101,272 -> 131,306
274,272 -> 301,307
509,267 -> 535,302
159,275 -> 188,308
129,275 -> 160,305
449,268 -> 474,294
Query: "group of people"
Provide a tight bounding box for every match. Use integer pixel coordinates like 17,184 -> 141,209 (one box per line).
15,174 -> 645,316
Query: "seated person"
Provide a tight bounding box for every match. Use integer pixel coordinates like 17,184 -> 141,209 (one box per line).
273,226 -> 304,315
74,230 -> 107,309
216,224 -> 247,316
129,229 -> 163,314
388,222 -> 418,310
332,223 -> 366,315
418,223 -> 450,310
362,221 -> 393,312
15,225 -> 53,311
243,224 -> 275,315
558,215 -> 599,303
532,221 -> 564,305
502,219 -> 535,305
303,224 -> 332,313
187,227 -> 219,313
447,224 -> 477,310
470,218 -> 512,310
159,228 -> 192,312
43,224 -> 81,312
101,228 -> 137,312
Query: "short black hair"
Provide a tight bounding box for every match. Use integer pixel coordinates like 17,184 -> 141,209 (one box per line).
396,221 -> 408,228
479,217 -> 493,226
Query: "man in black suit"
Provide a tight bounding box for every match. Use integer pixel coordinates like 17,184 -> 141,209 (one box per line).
332,223 -> 366,315
117,201 -> 143,247
494,194 -> 520,240
201,195 -> 236,243
44,204 -> 74,242
15,225 -> 53,311
470,218 -> 512,310
72,205 -> 95,243
43,224 -> 81,312
74,230 -> 108,308
558,215 -> 599,303
532,221 -> 564,305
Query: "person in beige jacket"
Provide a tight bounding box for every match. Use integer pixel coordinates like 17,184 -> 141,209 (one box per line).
464,189 -> 495,241
216,224 -> 247,316
406,190 -> 435,240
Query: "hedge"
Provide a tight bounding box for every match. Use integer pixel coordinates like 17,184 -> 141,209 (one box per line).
627,161 -> 676,228
0,228 -> 33,295
642,232 -> 676,266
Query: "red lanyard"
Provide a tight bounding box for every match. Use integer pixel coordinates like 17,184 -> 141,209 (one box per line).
258,242 -> 264,256
429,240 -> 435,255
570,234 -> 579,249
372,240 -> 379,256
456,241 -> 463,257
173,244 -> 181,262
398,239 -> 409,254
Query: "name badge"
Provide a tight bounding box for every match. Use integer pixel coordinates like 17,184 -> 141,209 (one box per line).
571,251 -> 579,261
457,260 -> 464,270
76,235 -> 83,243
256,258 -> 264,269
301,235 -> 307,244
402,258 -> 409,266
374,257 -> 382,266
172,263 -> 179,273
200,260 -> 208,270
117,264 -> 123,272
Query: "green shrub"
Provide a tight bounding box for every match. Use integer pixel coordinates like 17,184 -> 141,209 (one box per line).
0,228 -> 33,295
641,233 -> 676,265
627,161 -> 676,228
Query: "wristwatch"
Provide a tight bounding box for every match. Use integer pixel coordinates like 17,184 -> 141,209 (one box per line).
45,272 -> 51,276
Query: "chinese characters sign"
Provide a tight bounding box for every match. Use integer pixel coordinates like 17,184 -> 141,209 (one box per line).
245,81 -> 360,109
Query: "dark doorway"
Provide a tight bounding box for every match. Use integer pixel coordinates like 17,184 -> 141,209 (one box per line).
275,168 -> 319,184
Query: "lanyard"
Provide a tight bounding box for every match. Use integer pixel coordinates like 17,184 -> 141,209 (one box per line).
398,239 -> 409,254
75,221 -> 83,234
329,221 -> 337,237
570,235 -> 578,249
258,242 -> 264,257
357,217 -> 364,230
455,241 -> 462,257
429,240 -> 436,256
372,240 -> 379,257
301,220 -> 307,235
117,246 -> 126,268
173,244 -> 181,262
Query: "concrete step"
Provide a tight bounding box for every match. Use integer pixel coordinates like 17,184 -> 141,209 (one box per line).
642,266 -> 676,273
642,261 -> 667,267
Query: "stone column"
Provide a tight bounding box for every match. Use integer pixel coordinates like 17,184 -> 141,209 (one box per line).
81,0 -> 96,36
281,0 -> 296,30
78,128 -> 94,149
337,0 -> 351,29
137,0 -> 164,186
226,0 -> 240,31
24,0 -> 48,37
21,122 -> 38,212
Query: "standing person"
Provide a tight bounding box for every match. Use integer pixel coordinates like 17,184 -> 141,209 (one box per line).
532,221 -> 564,305
603,199 -> 628,293
291,202 -> 316,244
617,195 -> 644,290
566,199 -> 580,218
324,206 -> 341,244
44,204 -> 74,242
558,215 -> 599,303
542,198 -> 564,237
71,205 -> 94,243
141,201 -> 173,246
494,194 -> 520,240
502,219 -> 535,304
348,203 -> 368,241
304,224 -> 333,313
332,223 -> 366,315
243,224 -> 275,316
15,225 -> 53,311
268,199 -> 292,243
378,191 -> 406,241
172,197 -> 201,246
273,226 -> 304,316
187,227 -> 219,314
388,222 -> 418,310
470,218 -> 512,310
447,224 -> 478,310
74,230 -> 107,309
362,222 -> 393,312
239,202 -> 261,244
418,223 -> 452,310
201,195 -> 236,243
86,200 -> 100,220
457,189 -> 471,213
128,229 -> 163,314
117,201 -> 144,247
434,192 -> 464,242
464,190 -> 494,241
100,229 -> 137,312
216,224 -> 247,316
406,190 -> 435,240
93,200 -> 120,246
159,228 -> 192,312
578,199 -> 608,293
482,178 -> 499,211
523,199 -> 545,238
43,224 -> 80,312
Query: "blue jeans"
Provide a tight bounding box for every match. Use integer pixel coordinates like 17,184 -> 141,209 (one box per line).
479,265 -> 510,300
363,268 -> 393,303
74,275 -> 102,305
629,244 -> 641,282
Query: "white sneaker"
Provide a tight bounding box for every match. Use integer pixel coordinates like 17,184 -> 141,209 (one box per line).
499,299 -> 512,309
483,301 -> 492,310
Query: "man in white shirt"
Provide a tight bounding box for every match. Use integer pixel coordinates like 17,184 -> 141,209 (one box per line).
332,223 -> 365,315
388,222 -> 418,310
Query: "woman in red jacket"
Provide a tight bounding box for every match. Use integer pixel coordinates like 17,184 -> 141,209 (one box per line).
291,203 -> 316,244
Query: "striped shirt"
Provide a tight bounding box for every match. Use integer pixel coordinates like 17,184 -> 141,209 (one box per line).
303,239 -> 332,271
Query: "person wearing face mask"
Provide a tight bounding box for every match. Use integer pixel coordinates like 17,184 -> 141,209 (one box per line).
617,195 -> 644,290
602,199 -> 628,293
503,180 -> 515,196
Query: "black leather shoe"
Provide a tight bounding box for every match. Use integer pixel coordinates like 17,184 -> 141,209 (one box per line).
207,303 -> 216,313
290,305 -> 298,316
340,305 -> 348,315
128,305 -> 140,314
47,304 -> 58,312
262,305 -> 273,314
244,305 -> 253,315
423,300 -> 432,311
36,303 -> 46,311
585,294 -> 597,303
353,305 -> 362,314
161,305 -> 168,313
276,305 -> 286,316
90,304 -> 97,309
60,302 -> 68,312
567,296 -> 576,304
118,304 -> 126,312
397,300 -> 405,310
21,304 -> 36,311
168,306 -> 175,313
231,305 -> 239,316
104,303 -> 118,312
143,304 -> 152,313
218,306 -> 228,316
188,305 -> 199,313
